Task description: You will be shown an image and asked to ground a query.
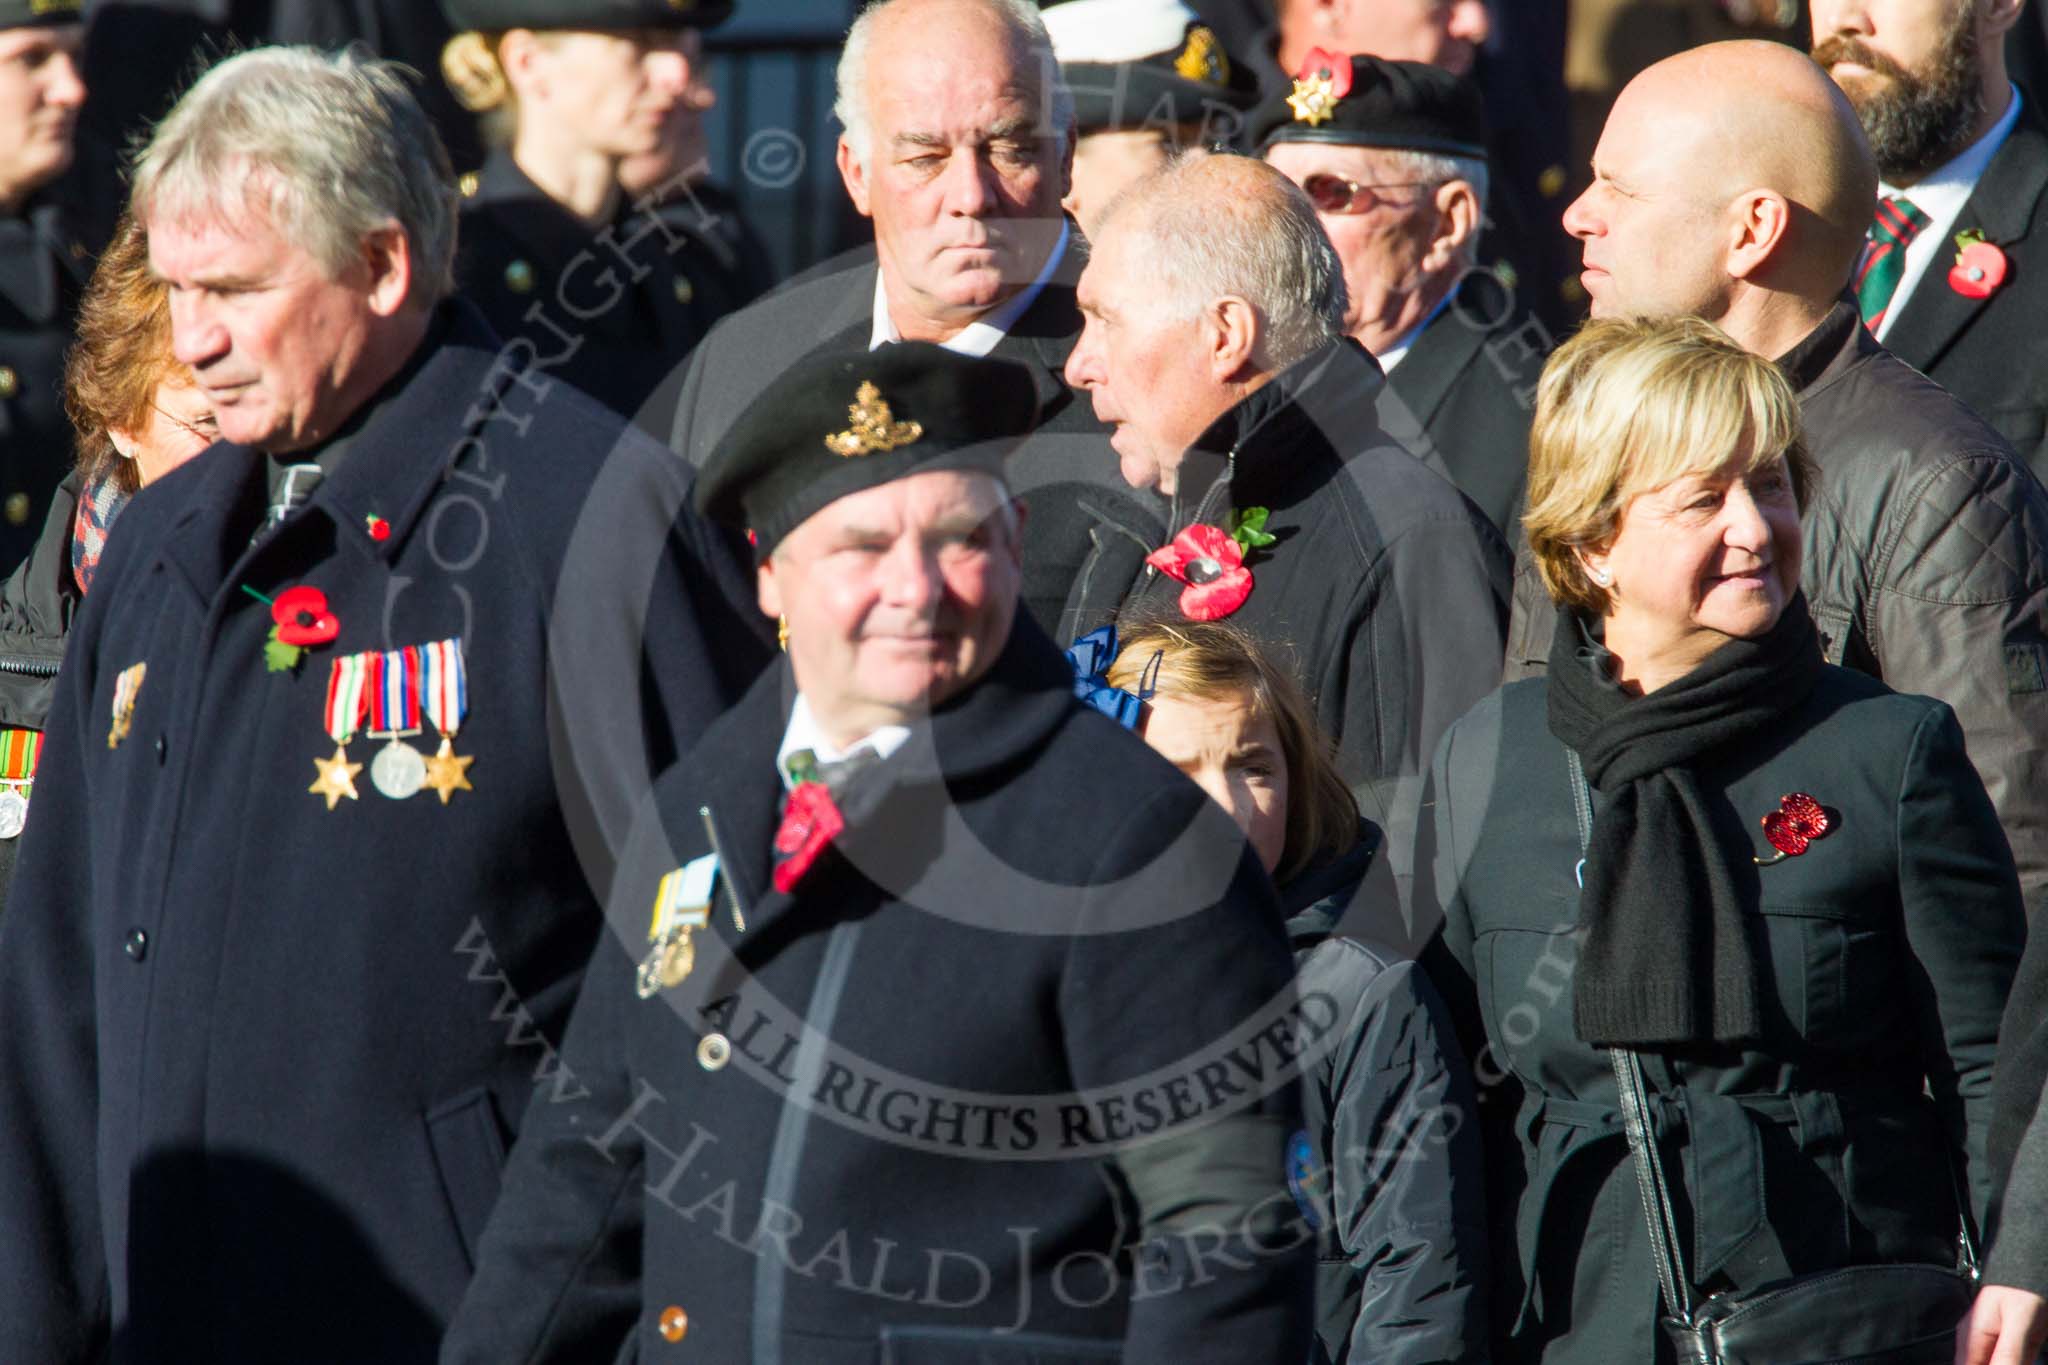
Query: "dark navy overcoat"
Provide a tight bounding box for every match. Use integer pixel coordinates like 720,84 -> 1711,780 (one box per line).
0,303 -> 768,1362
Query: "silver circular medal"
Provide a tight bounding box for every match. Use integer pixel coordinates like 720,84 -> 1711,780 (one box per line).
0,789 -> 28,840
370,740 -> 427,800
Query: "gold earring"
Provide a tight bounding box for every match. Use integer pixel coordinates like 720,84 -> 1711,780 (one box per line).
777,616 -> 788,652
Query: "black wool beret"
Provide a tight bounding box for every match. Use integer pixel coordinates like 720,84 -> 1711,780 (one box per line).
0,0 -> 81,29
439,0 -> 732,32
1247,53 -> 1487,159
695,343 -> 1042,559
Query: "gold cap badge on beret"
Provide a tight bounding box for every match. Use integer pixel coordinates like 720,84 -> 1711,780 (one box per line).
1286,47 -> 1353,127
1174,26 -> 1228,86
825,382 -> 924,458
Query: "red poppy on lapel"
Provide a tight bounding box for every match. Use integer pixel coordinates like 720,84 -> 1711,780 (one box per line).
1756,792 -> 1832,864
1146,523 -> 1254,621
272,586 -> 340,647
1948,231 -> 2008,299
772,781 -> 845,892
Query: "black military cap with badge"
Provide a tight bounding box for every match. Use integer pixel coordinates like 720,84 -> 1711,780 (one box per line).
695,342 -> 1042,560
1245,51 -> 1488,218
0,0 -> 82,28
1042,0 -> 1260,140
1248,50 -> 1487,158
439,0 -> 731,30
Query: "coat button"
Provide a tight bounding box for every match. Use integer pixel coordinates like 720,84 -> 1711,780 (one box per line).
0,366 -> 15,399
696,1033 -> 731,1071
123,927 -> 148,961
4,493 -> 28,526
658,1305 -> 688,1342
154,734 -> 167,763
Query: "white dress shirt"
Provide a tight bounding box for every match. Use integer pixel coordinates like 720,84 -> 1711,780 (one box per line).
1875,85 -> 2023,344
775,693 -> 910,791
869,220 -> 1073,356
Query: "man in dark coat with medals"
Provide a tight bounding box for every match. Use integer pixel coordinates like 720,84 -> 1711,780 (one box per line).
1252,54 -> 1544,538
1061,152 -> 1510,900
668,0 -> 1165,638
444,342 -> 1316,1362
0,45 -> 765,1363
0,0 -> 92,570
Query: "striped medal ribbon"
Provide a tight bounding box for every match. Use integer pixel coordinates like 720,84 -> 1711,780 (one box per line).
310,652 -> 372,809
419,638 -> 475,804
0,727 -> 42,839
367,645 -> 427,800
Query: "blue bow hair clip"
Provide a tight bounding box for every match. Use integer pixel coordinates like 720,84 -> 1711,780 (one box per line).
1066,625 -> 1160,730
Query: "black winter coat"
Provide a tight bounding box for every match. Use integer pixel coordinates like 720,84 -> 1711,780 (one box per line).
1505,298 -> 2048,917
0,304 -> 768,1362
444,619 -> 1316,1363
1419,667 -> 2025,1363
0,471 -> 85,901
0,197 -> 94,569
1283,833 -> 1492,1364
1068,337 -> 1511,843
1376,277 -> 1545,540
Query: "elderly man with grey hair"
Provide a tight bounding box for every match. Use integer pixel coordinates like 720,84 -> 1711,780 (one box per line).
1254,53 -> 1545,537
668,0 -> 1164,635
0,44 -> 764,1365
1064,152 -> 1510,881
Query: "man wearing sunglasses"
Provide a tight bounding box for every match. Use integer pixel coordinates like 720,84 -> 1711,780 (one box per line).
1251,53 -> 1542,537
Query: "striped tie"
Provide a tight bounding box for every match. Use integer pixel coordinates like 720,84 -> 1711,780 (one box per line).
1855,195 -> 1928,332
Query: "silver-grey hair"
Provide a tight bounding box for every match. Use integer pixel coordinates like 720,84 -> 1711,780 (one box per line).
132,46 -> 457,305
1101,152 -> 1348,372
834,0 -> 1075,170
1394,149 -> 1490,262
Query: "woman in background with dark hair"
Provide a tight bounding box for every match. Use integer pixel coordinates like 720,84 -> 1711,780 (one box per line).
0,210 -> 214,885
1103,618 -> 1490,1364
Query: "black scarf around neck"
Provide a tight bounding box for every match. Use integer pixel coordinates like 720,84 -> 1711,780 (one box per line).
1546,595 -> 1823,1046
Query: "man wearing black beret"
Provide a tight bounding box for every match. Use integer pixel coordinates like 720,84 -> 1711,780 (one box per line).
0,0 -> 91,570
669,0 -> 1165,641
1042,0 -> 1261,230
445,341 -> 1316,1362
1253,52 -> 1545,536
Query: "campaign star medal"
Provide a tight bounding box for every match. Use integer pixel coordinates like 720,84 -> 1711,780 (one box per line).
824,382 -> 923,457
107,662 -> 146,750
311,652 -> 370,809
1286,47 -> 1352,127
636,852 -> 717,998
420,637 -> 474,804
0,727 -> 42,839
365,645 -> 428,800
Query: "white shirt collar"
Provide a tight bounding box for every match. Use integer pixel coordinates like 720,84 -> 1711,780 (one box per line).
1873,85 -> 2023,342
775,693 -> 911,790
1373,288 -> 1455,374
869,220 -> 1073,357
